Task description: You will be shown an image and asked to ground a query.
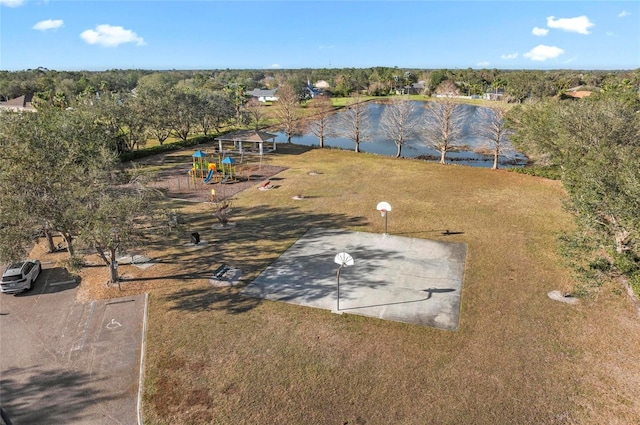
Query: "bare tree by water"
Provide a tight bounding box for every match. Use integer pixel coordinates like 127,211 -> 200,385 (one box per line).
419,99 -> 470,164
273,83 -> 302,143
379,97 -> 419,158
473,106 -> 514,169
338,93 -> 372,153
307,94 -> 335,148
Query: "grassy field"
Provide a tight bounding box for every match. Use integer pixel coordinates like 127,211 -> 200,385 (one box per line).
78,143 -> 640,424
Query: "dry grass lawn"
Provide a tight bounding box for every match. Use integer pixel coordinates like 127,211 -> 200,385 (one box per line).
71,143 -> 640,425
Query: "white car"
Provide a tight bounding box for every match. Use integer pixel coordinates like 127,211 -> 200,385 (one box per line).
1,260 -> 41,294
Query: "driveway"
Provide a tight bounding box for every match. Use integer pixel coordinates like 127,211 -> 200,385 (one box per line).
0,263 -> 147,425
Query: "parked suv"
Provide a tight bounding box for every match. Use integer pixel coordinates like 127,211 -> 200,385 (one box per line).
1,260 -> 41,294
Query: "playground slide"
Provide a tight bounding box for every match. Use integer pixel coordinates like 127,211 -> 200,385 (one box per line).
203,169 -> 215,183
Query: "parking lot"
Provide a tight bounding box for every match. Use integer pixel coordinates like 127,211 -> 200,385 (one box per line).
0,263 -> 146,425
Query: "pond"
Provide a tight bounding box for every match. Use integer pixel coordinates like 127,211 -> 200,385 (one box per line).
274,101 -> 528,168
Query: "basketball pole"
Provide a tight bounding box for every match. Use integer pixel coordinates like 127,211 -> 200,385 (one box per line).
384,210 -> 388,235
336,264 -> 343,311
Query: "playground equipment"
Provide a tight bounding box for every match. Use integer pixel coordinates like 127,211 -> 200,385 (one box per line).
191,150 -> 208,178
220,156 -> 238,182
203,163 -> 218,183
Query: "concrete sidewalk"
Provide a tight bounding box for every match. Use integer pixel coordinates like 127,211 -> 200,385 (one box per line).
242,228 -> 466,330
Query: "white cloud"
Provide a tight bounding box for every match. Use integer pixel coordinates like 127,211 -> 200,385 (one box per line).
546,15 -> 594,35
33,19 -> 64,31
524,45 -> 564,61
270,64 -> 281,69
80,24 -> 145,47
618,10 -> 630,18
532,27 -> 548,36
606,31 -> 614,37
477,61 -> 490,67
500,52 -> 518,60
0,0 -> 25,6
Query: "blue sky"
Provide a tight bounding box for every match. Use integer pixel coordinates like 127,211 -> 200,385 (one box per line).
1,0 -> 638,71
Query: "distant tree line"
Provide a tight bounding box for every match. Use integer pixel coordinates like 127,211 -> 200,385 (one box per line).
2,66 -> 639,105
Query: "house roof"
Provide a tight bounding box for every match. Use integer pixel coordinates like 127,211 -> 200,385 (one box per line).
215,130 -> 278,143
247,89 -> 277,98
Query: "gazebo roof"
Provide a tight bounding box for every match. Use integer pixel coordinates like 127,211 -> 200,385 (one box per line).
215,130 -> 278,143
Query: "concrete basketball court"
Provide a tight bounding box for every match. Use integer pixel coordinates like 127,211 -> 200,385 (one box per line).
241,228 -> 467,330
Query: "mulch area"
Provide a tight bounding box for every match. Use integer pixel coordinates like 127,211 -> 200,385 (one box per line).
149,163 -> 287,203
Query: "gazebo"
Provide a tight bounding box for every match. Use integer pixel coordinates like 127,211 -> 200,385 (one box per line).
214,130 -> 278,156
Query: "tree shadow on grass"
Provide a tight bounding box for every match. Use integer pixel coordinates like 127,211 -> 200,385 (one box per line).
135,205 -> 369,313
163,287 -> 261,315
0,366 -> 114,424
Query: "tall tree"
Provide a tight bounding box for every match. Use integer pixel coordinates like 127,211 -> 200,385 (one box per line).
136,72 -> 177,145
508,98 -> 640,258
0,106 -> 161,282
379,97 -> 419,158
0,106 -> 118,259
272,84 -> 301,143
168,88 -> 199,142
79,184 -> 159,284
435,79 -> 460,97
473,106 -> 514,169
419,100 -> 470,164
307,94 -> 335,148
337,94 -> 372,153
243,97 -> 267,130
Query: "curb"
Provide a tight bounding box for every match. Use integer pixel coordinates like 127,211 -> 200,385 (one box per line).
137,293 -> 149,425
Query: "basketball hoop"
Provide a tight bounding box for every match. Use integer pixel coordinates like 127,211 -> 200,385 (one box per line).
376,201 -> 392,235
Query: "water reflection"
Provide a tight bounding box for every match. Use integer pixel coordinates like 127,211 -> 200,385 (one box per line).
274,101 -> 527,168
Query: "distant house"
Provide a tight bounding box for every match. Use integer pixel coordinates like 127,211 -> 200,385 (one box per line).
403,81 -> 425,95
247,88 -> 278,102
0,94 -> 36,112
314,80 -> 330,89
304,80 -> 322,99
483,88 -> 505,101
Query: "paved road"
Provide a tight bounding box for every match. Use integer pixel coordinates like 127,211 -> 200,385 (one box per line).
0,264 -> 146,425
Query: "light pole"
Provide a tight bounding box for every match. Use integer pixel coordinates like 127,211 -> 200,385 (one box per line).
334,252 -> 354,312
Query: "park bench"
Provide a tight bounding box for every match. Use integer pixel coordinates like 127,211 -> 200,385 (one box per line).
213,263 -> 230,279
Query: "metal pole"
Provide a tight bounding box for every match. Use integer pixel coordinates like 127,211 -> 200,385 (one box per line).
336,264 -> 343,311
384,212 -> 388,234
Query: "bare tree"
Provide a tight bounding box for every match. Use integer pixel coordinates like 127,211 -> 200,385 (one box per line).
419,100 -> 470,164
379,97 -> 419,157
307,94 -> 335,148
473,106 -> 514,169
435,79 -> 460,97
244,97 -> 267,130
272,84 -> 301,143
338,94 -> 372,153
